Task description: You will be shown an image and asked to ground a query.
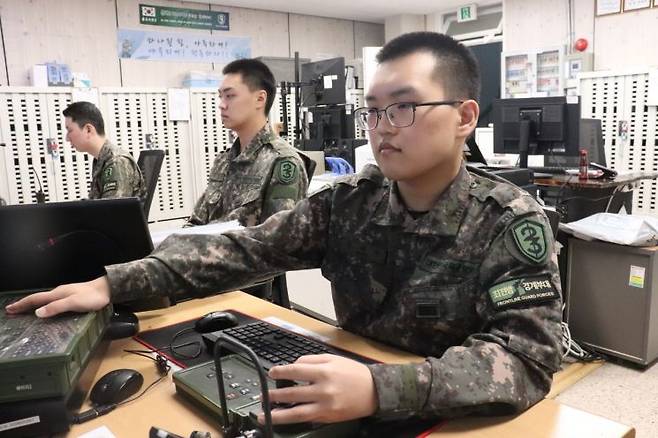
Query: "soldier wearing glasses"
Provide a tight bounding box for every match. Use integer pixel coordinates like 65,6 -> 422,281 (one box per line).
8,32 -> 562,426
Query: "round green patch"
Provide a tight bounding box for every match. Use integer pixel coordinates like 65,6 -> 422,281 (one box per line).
276,159 -> 298,185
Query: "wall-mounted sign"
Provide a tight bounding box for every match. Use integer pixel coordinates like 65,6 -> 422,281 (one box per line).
596,0 -> 622,15
118,29 -> 250,63
457,4 -> 478,22
623,0 -> 651,11
139,4 -> 229,31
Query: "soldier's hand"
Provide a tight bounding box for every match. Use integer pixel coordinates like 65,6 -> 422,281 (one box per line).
5,276 -> 111,317
259,354 -> 378,424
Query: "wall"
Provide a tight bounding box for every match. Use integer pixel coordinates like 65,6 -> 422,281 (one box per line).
0,0 -> 384,87
384,14 -> 425,42
503,0 -> 657,71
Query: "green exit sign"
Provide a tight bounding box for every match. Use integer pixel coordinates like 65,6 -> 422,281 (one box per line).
457,4 -> 478,22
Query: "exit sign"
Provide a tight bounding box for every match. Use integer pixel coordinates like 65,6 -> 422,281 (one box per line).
457,4 -> 477,22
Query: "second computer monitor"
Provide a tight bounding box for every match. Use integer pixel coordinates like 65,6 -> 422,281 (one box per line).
301,57 -> 346,107
545,118 -> 606,167
493,96 -> 581,168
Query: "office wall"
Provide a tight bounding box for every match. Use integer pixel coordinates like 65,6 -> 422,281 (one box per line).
503,0 -> 657,71
0,0 -> 384,87
0,0 -> 122,86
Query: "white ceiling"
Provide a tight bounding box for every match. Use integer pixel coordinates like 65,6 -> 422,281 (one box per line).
205,0 -> 489,24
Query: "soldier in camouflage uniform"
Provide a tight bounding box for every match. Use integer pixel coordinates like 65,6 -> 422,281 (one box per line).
63,102 -> 145,200
185,59 -> 307,227
8,33 -> 562,426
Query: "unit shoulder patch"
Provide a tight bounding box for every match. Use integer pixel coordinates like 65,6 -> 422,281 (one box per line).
276,159 -> 298,185
506,217 -> 549,264
488,275 -> 559,310
103,165 -> 114,182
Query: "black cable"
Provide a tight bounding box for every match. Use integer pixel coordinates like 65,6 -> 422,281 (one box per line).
71,350 -> 170,424
168,327 -> 203,359
30,166 -> 46,203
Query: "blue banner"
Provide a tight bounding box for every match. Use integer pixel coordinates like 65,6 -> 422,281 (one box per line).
117,29 -> 250,63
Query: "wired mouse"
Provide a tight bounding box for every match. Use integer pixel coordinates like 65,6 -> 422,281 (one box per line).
89,369 -> 144,406
194,311 -> 239,333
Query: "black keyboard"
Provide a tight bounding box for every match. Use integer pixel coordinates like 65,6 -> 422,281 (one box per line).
202,319 -> 374,369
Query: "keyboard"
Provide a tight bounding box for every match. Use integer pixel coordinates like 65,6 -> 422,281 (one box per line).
202,319 -> 374,369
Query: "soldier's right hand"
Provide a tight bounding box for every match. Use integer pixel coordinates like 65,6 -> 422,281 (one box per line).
4,276 -> 111,317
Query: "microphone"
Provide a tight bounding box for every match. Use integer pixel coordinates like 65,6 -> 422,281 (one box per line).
30,166 -> 46,203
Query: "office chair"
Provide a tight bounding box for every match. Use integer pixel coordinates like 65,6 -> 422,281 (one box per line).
297,151 -> 317,179
543,208 -> 560,238
137,149 -> 165,220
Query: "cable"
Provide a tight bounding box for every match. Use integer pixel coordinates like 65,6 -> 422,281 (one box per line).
30,166 -> 46,203
560,303 -> 604,362
70,351 -> 169,424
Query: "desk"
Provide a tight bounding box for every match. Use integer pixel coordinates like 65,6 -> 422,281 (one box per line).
534,171 -> 658,222
66,292 -> 634,438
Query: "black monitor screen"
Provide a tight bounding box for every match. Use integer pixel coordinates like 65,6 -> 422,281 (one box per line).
493,96 -> 581,166
545,118 -> 605,167
308,107 -> 354,140
301,57 -> 346,106
0,197 -> 153,293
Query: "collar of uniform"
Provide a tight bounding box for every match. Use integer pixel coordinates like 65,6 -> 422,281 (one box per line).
95,140 -> 113,163
92,140 -> 113,173
232,123 -> 274,163
372,164 -> 472,236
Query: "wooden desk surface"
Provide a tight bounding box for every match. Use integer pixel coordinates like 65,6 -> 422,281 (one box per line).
65,292 -> 634,438
534,171 -> 658,189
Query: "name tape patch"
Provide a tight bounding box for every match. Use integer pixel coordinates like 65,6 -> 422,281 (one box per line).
488,276 -> 559,310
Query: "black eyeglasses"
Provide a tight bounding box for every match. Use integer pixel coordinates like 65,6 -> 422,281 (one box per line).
354,100 -> 463,131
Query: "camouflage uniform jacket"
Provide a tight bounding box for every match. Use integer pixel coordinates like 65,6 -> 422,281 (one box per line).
89,140 -> 145,200
106,163 -> 562,419
185,124 -> 308,227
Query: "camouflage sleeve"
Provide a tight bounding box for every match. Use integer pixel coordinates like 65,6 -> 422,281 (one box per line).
105,186 -> 333,303
99,157 -> 141,199
367,210 -> 563,419
184,188 -> 216,227
260,156 -> 309,221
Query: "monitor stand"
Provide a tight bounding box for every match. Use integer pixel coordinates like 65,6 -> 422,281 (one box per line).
518,119 -> 531,169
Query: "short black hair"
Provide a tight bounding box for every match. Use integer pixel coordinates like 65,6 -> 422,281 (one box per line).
63,101 -> 105,136
376,32 -> 480,101
222,58 -> 276,115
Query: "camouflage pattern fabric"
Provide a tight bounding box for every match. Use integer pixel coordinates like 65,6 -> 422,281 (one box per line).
89,140 -> 146,200
185,124 -> 308,227
106,163 -> 562,420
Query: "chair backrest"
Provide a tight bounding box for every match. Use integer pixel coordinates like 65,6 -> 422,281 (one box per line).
543,207 -> 560,238
297,151 -> 317,180
137,149 -> 165,220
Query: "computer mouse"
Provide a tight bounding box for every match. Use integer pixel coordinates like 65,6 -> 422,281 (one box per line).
105,311 -> 139,340
89,369 -> 144,406
194,311 -> 239,333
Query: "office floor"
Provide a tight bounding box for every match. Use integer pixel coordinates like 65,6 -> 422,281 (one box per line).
555,359 -> 658,438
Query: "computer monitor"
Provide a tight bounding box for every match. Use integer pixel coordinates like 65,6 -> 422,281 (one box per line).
308,106 -> 355,140
301,57 -> 346,106
493,96 -> 581,168
545,118 -> 606,167
0,197 -> 153,293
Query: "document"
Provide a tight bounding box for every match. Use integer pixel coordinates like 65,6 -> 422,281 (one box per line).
150,220 -> 243,247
